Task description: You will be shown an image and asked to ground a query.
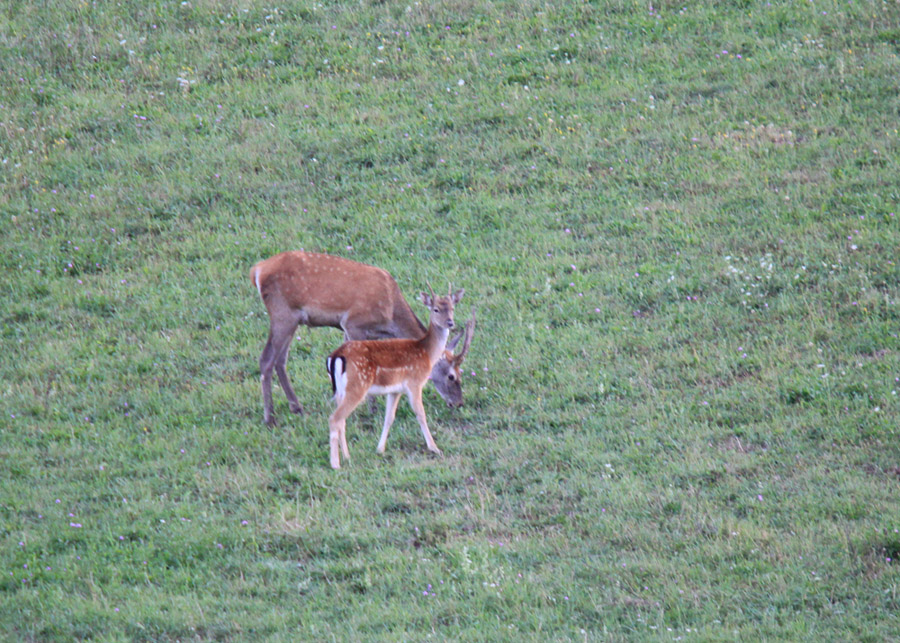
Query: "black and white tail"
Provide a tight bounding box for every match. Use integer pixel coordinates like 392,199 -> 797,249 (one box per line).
325,355 -> 347,402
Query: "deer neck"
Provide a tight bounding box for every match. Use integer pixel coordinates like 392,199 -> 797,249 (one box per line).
420,323 -> 450,365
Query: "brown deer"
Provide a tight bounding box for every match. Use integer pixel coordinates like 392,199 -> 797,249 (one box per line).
250,251 -> 475,427
325,286 -> 464,469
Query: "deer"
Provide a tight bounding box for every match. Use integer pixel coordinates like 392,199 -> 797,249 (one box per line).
250,251 -> 475,427
325,285 -> 464,469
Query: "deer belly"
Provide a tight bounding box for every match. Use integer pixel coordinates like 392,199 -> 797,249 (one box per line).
301,306 -> 343,328
368,383 -> 406,396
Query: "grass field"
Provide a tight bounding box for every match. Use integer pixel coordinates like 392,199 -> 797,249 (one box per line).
2,0 -> 900,639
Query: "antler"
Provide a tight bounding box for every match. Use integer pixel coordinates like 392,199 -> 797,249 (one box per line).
452,307 -> 476,364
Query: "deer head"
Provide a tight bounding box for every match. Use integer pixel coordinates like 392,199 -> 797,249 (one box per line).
430,308 -> 476,407
420,283 -> 463,333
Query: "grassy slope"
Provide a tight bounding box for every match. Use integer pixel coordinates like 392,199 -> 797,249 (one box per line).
2,0 -> 900,640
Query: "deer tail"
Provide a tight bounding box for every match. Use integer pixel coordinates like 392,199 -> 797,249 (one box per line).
326,355 -> 347,403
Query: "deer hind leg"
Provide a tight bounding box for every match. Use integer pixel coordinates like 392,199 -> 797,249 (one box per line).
327,384 -> 368,469
259,332 -> 290,426
273,327 -> 302,416
339,420 -> 350,462
376,393 -> 402,455
327,415 -> 345,469
407,385 -> 442,457
260,313 -> 301,426
259,335 -> 277,426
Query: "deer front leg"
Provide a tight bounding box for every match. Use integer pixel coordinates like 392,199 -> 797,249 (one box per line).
376,393 -> 402,454
407,386 -> 442,457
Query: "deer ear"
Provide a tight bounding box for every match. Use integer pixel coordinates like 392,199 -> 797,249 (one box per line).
451,288 -> 465,305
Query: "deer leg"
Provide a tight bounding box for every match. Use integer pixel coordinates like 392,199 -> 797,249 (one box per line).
328,416 -> 345,469
340,419 -> 350,462
259,332 -> 283,427
260,308 -> 302,425
274,335 -> 303,416
328,388 -> 366,469
407,386 -> 442,457
260,336 -> 274,426
376,393 -> 402,454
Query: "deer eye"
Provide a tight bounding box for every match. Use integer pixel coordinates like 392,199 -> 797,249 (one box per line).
433,307 -> 440,313
448,373 -> 456,381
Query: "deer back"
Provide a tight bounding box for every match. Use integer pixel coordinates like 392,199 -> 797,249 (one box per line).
250,251 -> 425,335
329,337 -> 433,391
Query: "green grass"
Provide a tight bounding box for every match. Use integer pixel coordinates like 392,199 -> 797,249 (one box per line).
2,0 -> 900,639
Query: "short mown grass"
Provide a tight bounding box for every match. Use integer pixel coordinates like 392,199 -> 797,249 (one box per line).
2,0 -> 900,640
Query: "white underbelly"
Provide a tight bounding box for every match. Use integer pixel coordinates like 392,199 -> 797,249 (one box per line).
368,383 -> 406,396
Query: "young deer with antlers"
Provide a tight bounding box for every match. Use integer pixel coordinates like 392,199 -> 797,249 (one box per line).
250,251 -> 475,427
325,286 -> 464,469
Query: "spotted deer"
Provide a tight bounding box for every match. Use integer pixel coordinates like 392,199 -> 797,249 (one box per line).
250,251 -> 475,427
325,286 -> 464,469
